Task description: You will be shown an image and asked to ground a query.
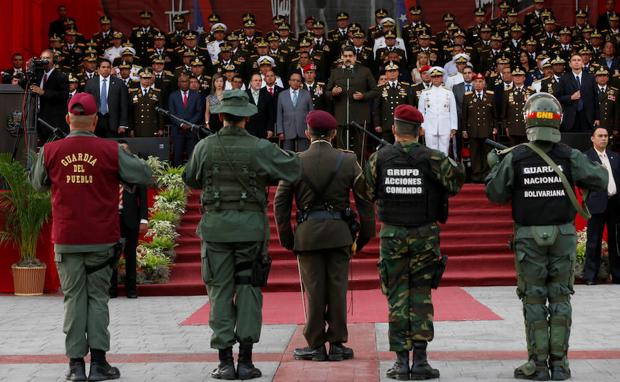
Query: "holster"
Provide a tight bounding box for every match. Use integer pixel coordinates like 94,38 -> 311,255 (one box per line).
85,241 -> 124,275
250,255 -> 272,287
342,207 -> 360,239
430,254 -> 448,289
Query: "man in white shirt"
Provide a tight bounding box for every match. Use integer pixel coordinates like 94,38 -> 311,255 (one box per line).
418,67 -> 458,155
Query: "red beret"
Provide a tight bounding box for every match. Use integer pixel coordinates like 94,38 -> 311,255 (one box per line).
68,92 -> 97,115
306,110 -> 337,131
472,72 -> 485,80
420,65 -> 431,73
394,104 -> 424,124
303,63 -> 316,72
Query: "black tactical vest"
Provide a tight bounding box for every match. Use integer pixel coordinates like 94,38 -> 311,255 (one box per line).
201,132 -> 267,212
375,144 -> 442,226
512,143 -> 575,225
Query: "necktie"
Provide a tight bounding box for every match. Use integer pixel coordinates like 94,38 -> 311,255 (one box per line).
478,93 -> 482,101
183,91 -> 188,107
143,88 -> 148,96
465,83 -> 471,92
43,73 -> 48,88
292,90 -> 298,106
268,87 -> 274,96
576,76 -> 583,111
100,78 -> 108,114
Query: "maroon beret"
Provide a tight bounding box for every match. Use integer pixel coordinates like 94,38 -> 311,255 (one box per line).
472,72 -> 485,81
394,104 -> 423,124
306,110 -> 337,131
68,92 -> 97,115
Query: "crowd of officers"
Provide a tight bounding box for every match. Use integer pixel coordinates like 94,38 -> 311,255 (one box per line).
5,1 -> 620,160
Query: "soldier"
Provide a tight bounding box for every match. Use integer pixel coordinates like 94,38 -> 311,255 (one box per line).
503,68 -> 535,146
207,23 -> 228,64
31,92 -> 153,382
91,16 -> 115,53
540,18 -> 560,55
147,32 -> 176,71
128,69 -> 163,137
151,55 -> 175,106
167,15 -> 189,49
524,0 -> 551,37
278,23 -> 298,52
60,29 -> 85,74
485,92 -> 608,381
273,110 -> 374,362
594,67 -> 620,135
130,10 -> 160,64
354,104 -> 465,381
373,62 -> 415,143
76,54 -> 98,91
462,73 -> 496,182
349,31 -> 375,71
104,32 -> 125,63
375,32 -> 407,69
182,89 -> 301,380
418,67 -> 458,155
302,64 -> 326,110
328,12 -> 351,44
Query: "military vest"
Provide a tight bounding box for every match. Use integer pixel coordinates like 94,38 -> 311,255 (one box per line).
375,144 -> 442,226
201,130 -> 267,212
43,135 -> 119,245
512,143 -> 575,225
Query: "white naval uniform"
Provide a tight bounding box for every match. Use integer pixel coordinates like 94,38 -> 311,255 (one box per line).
207,40 -> 225,64
373,36 -> 408,59
418,85 -> 458,155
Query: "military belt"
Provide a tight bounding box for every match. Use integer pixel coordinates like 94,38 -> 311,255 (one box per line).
305,210 -> 345,220
203,201 -> 263,212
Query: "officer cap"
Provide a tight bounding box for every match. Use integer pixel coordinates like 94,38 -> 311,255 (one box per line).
242,12 -> 256,22
219,43 -> 232,53
154,32 -> 166,40
68,93 -> 97,116
496,56 -> 511,64
576,9 -> 587,18
255,39 -> 269,48
453,30 -> 466,38
208,14 -> 221,23
278,23 -> 290,31
152,55 -> 165,64
559,27 -> 571,35
541,58 -> 552,68
139,69 -> 154,78
336,12 -> 349,20
375,9 -> 388,18
544,18 -> 556,25
68,74 -> 79,83
211,89 -> 257,117
418,32 -> 431,39
112,31 -> 123,39
472,73 -> 485,81
534,0 -> 545,3
409,6 -> 422,15
211,23 -> 227,33
65,28 -> 77,36
480,24 -> 492,33
243,20 -> 257,28
118,63 -> 131,70
226,33 -> 240,42
491,33 -> 503,41
510,24 -> 523,33
84,54 -> 97,63
299,39 -> 312,47
498,1 -> 510,10
524,92 -> 562,140
526,38 -> 537,46
352,31 -> 365,38
579,47 -> 592,55
429,66 -> 445,76
474,7 -> 485,16
512,68 -> 526,76
550,56 -> 565,65
610,13 -> 620,21
442,13 -> 455,22
183,50 -> 196,58
541,9 -> 552,18
454,54 -> 468,64
50,34 -> 62,42
139,10 -> 152,19
191,58 -> 204,66
384,31 -> 396,39
258,55 -> 276,67
385,61 -> 399,71
267,33 -> 280,42
591,29 -> 603,38
303,63 -> 316,72
223,63 -> 236,72
122,47 -> 136,56
311,20 -> 325,29
173,15 -> 184,24
100,15 -> 111,24
184,31 -> 198,40
381,17 -> 396,27
306,110 -> 337,131
507,9 -> 518,17
273,15 -> 286,24
595,67 -> 609,76
394,104 -> 424,125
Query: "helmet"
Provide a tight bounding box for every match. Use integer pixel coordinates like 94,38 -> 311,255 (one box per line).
523,92 -> 562,143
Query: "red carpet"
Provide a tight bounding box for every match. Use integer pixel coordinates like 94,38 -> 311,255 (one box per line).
180,287 -> 501,325
134,184 -> 515,296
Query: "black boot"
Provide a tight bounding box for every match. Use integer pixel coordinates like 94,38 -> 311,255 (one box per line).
411,341 -> 440,380
386,351 -> 410,380
237,343 -> 262,380
87,350 -> 120,381
211,348 -> 236,380
549,357 -> 571,381
293,344 -> 328,361
514,360 -> 550,381
328,342 -> 354,361
66,358 -> 87,381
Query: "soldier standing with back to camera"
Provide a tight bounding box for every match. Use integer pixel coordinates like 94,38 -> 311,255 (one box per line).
182,90 -> 301,380
273,110 -> 375,362
355,105 -> 465,380
486,93 -> 608,381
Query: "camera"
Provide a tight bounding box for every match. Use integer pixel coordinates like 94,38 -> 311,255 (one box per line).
25,58 -> 50,84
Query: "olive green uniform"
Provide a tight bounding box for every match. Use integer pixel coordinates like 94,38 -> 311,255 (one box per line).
182,125 -> 301,349
31,130 -> 153,358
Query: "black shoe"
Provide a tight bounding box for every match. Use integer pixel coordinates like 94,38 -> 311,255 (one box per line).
328,342 -> 354,361
550,365 -> 571,381
237,343 -> 262,380
66,359 -> 87,381
293,344 -> 327,361
585,280 -> 596,286
87,361 -> 120,381
386,351 -> 409,380
211,348 -> 236,380
411,341 -> 440,380
514,361 -> 550,381
126,290 -> 138,299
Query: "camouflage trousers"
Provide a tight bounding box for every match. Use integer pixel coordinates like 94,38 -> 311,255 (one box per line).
378,224 -> 440,352
514,224 -> 576,371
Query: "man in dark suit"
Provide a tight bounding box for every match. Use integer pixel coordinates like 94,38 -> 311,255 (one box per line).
585,128 -> 620,284
452,66 -> 474,160
168,73 -> 204,166
274,110 -> 374,362
84,58 -> 129,138
30,49 -> 69,144
246,73 -> 275,139
556,53 -> 600,132
276,73 -> 314,151
597,0 -> 617,32
110,141 -> 149,298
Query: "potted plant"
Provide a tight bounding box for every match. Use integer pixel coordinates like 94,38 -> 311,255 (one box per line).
0,154 -> 52,295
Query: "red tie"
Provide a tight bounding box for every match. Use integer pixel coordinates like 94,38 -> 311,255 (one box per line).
268,87 -> 274,96
43,74 -> 48,88
182,91 -> 188,107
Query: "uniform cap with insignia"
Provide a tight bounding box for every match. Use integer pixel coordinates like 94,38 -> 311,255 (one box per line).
447,23 -> 459,31
442,13 -> 455,22
507,9 -> 518,17
375,9 -> 388,18
559,27 -> 571,35
429,66 -> 445,77
273,15 -> 285,24
579,47 -> 592,55
243,20 -> 257,28
208,14 -> 221,23
191,58 -> 204,66
100,15 -> 111,24
491,33 -> 503,41
541,58 -> 552,68
184,31 -> 197,40
152,55 -> 165,64
121,47 -> 136,56
211,89 -> 257,117
454,54 -> 468,64
219,43 -> 232,52
173,15 -> 185,24
498,1 -> 510,10
380,17 -> 396,26
303,63 -> 316,72
591,29 -> 603,38
526,38 -> 537,46
278,23 -> 290,31
352,31 -> 365,38
540,9 -> 552,18
312,20 -> 326,28
336,12 -> 349,20
472,73 -> 485,81
394,104 -> 424,125
68,93 -> 98,115
533,0 -> 545,3
480,24 -> 492,32
551,57 -> 565,65
118,63 -> 131,70
258,55 -> 276,67
595,67 -> 609,76
139,10 -> 153,19
409,6 -> 422,15
385,61 -> 399,71
183,50 -> 196,58
267,33 -> 280,42
211,23 -> 227,33
306,110 -> 337,131
576,9 -> 587,18
544,18 -> 556,25
84,55 -> 97,62
65,28 -> 77,36
384,31 -> 397,39
68,74 -> 79,83
496,56 -> 510,64
139,69 -> 154,78
50,34 -> 62,42
453,30 -> 466,38
610,13 -> 620,21
299,39 -> 312,47
255,39 -> 269,48
474,7 -> 485,16
226,33 -> 240,42
223,64 -> 237,72
510,24 -> 523,33
418,33 -> 431,39
242,13 -> 256,22
112,31 -> 123,39
512,68 -> 526,76
419,65 -> 431,73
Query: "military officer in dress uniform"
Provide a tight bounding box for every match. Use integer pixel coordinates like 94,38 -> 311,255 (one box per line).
462,73 -> 496,182
147,32 -> 176,71
349,31 -> 375,71
60,29 -> 85,74
130,10 -> 160,66
594,67 -> 620,135
355,104 -> 465,381
503,68 -> 535,146
418,67 -> 458,156
167,15 -> 189,49
373,62 -> 415,143
31,93 -> 153,382
182,90 -> 301,380
76,54 -> 98,91
128,69 -> 163,137
486,93 -> 607,381
151,55 -> 175,107
91,16 -> 115,53
274,110 -> 375,362
278,23 -> 298,52
302,64 -> 326,110
328,12 -> 351,45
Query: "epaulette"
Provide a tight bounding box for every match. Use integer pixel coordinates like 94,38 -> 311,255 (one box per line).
317,82 -> 325,86
464,91 -> 473,95
449,73 -> 457,77
486,90 -> 494,94
151,87 -> 161,92
132,27 -> 139,30
400,81 -> 410,85
174,65 -> 183,70
128,88 -> 139,93
611,86 -> 618,90
527,86 -> 535,91
212,60 -> 220,65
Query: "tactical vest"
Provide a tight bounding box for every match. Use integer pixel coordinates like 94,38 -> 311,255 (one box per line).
43,136 -> 120,245
512,143 -> 575,225
375,144 -> 442,226
201,132 -> 267,212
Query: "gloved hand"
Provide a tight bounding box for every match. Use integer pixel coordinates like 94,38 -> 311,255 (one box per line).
487,150 -> 501,168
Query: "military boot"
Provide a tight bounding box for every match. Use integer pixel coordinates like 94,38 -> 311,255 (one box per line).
66,358 -> 87,381
514,359 -> 550,381
211,347 -> 236,380
549,357 -> 571,381
87,350 -> 120,381
328,342 -> 354,361
385,351 -> 409,380
237,342 -> 262,380
410,341 -> 440,380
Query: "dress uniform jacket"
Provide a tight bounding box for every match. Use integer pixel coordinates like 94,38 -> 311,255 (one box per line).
304,82 -> 326,110
598,85 -> 620,132
462,91 -> 496,138
129,87 -> 163,137
418,86 -> 458,137
502,86 -> 534,144
373,81 -> 415,142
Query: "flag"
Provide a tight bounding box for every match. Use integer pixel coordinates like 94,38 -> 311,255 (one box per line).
192,0 -> 213,34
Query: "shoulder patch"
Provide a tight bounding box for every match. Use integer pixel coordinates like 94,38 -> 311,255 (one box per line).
464,91 -> 473,95
486,90 -> 494,94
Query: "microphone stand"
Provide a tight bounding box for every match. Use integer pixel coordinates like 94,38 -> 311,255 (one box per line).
155,107 -> 212,137
345,65 -> 351,151
37,118 -> 67,140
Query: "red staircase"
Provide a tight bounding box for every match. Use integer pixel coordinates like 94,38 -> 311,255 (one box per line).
136,184 -> 516,296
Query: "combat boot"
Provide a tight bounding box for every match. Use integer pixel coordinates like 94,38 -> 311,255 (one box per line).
514,359 -> 550,381
328,342 -> 354,361
410,341 -> 440,380
549,356 -> 571,381
385,351 -> 409,380
237,342 -> 262,380
87,350 -> 120,381
66,358 -> 87,381
211,347 -> 236,380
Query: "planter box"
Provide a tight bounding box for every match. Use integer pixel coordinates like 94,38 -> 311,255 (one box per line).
11,264 -> 47,296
